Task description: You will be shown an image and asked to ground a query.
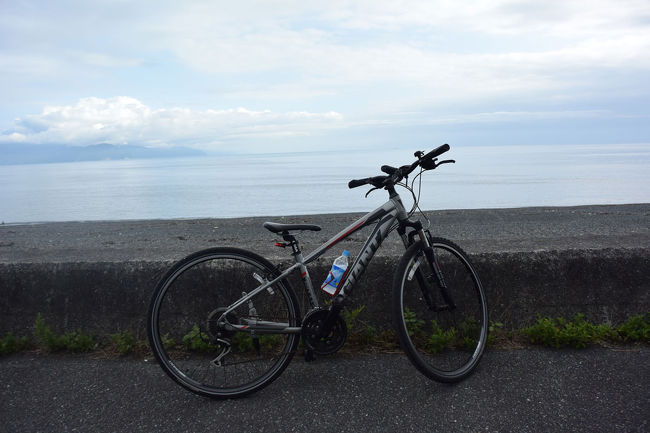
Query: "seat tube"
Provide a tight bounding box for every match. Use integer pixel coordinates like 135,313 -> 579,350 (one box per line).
293,251 -> 319,309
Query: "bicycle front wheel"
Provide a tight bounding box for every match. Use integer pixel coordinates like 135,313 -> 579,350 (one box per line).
393,238 -> 488,382
148,247 -> 300,399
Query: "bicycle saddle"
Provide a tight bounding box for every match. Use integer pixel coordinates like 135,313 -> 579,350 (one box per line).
263,222 -> 322,233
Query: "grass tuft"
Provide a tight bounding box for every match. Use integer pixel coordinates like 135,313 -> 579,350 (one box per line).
0,332 -> 31,355
109,331 -> 138,355
34,313 -> 95,353
1,310 -> 648,358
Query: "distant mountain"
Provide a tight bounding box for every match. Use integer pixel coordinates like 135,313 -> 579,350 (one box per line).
0,143 -> 206,165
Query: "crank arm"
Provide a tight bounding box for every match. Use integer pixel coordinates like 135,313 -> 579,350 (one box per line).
318,295 -> 345,338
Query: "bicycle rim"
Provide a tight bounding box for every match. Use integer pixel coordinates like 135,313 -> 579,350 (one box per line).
394,239 -> 488,382
148,248 -> 300,398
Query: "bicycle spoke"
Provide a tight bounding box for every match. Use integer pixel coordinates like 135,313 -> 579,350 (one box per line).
393,239 -> 488,382
148,248 -> 299,398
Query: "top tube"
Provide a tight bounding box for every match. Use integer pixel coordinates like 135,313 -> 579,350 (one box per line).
303,197 -> 407,264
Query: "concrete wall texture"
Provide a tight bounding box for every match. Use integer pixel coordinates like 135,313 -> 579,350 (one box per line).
1,204 -> 648,336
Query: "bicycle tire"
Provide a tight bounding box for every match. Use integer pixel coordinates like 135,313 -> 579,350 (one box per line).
147,247 -> 300,399
392,238 -> 488,382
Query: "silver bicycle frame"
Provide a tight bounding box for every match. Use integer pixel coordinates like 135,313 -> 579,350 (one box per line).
220,192 -> 413,334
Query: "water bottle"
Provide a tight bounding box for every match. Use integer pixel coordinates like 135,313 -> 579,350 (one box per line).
321,250 -> 350,296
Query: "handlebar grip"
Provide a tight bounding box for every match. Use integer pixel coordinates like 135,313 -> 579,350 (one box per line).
349,175 -> 389,189
423,143 -> 450,161
381,165 -> 397,175
348,178 -> 369,189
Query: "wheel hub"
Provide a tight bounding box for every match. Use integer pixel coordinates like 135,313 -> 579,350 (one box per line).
206,307 -> 238,341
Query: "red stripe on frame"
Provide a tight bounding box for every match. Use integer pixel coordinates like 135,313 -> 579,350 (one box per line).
327,219 -> 367,249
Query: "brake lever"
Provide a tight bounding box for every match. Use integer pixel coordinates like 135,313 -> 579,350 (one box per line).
365,186 -> 381,198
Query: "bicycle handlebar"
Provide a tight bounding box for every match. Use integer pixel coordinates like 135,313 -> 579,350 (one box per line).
425,143 -> 450,160
347,175 -> 389,189
348,144 -> 451,189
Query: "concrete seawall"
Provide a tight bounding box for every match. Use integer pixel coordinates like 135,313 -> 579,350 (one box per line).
1,204 -> 648,336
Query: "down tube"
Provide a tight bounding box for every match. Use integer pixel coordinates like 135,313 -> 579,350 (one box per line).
303,201 -> 397,264
337,210 -> 397,297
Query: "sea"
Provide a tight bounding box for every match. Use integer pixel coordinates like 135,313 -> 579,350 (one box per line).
1,143 -> 649,224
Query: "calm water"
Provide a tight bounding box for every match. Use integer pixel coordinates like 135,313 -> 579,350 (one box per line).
1,144 -> 649,223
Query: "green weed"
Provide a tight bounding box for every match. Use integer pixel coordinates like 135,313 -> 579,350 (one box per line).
523,314 -> 615,348
456,317 -> 481,350
343,305 -> 365,323
34,313 -> 95,353
109,331 -> 138,355
343,305 -> 380,347
403,307 -> 425,338
0,332 -> 31,355
258,334 -> 283,351
616,313 -> 650,342
182,324 -> 220,352
231,332 -> 254,352
487,321 -> 504,346
425,319 -> 455,353
2,310 -> 648,357
161,333 -> 176,350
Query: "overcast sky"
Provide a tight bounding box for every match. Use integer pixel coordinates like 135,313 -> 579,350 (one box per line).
1,0 -> 649,153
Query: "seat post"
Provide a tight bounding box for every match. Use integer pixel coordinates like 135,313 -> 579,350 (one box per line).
281,232 -> 302,256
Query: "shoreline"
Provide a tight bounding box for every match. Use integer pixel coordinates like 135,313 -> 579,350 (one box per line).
2,201 -> 648,227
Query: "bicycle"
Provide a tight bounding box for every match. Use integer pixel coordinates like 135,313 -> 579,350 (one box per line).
147,144 -> 489,399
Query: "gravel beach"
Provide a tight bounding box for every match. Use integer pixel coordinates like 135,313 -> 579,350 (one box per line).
1,203 -> 648,263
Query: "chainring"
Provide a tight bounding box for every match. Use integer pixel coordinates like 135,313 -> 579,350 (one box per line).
301,308 -> 347,356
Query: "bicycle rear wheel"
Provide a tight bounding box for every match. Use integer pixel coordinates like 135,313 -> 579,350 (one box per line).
148,247 -> 300,399
392,238 -> 488,382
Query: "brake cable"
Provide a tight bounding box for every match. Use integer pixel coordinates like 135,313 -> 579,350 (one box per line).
364,187 -> 381,198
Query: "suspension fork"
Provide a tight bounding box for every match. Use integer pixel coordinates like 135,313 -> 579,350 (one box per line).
401,225 -> 456,311
421,231 -> 456,310
398,222 -> 434,309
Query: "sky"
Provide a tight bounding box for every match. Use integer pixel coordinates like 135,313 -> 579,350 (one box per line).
1,0 -> 649,154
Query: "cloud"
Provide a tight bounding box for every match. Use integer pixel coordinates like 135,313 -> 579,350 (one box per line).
78,52 -> 143,68
8,1 -> 647,93
0,97 -> 343,150
365,109 -> 614,126
1,0 -> 649,148
140,0 -> 650,109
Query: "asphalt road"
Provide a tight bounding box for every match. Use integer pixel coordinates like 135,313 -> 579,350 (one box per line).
1,347 -> 648,432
